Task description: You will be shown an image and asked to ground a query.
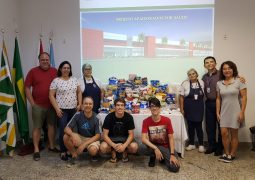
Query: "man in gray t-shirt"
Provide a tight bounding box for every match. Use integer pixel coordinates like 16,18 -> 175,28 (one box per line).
63,97 -> 101,163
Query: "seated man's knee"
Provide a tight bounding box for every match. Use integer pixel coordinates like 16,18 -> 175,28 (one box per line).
88,145 -> 99,156
128,142 -> 139,154
100,142 -> 110,154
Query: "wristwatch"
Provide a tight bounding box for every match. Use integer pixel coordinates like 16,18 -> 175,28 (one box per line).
170,153 -> 175,156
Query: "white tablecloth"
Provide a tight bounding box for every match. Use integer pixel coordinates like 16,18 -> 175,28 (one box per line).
97,112 -> 188,158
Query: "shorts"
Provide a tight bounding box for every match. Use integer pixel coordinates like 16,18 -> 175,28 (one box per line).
78,135 -> 100,150
109,137 -> 127,144
32,104 -> 56,129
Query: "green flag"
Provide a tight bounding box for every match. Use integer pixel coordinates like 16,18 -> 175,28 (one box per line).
0,40 -> 16,156
12,37 -> 29,142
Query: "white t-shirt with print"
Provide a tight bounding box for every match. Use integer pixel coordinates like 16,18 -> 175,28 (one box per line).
50,77 -> 80,109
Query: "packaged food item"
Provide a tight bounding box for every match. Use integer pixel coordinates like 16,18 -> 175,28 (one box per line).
140,101 -> 148,109
132,103 -> 140,114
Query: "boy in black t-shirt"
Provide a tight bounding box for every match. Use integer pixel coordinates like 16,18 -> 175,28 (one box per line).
100,98 -> 138,163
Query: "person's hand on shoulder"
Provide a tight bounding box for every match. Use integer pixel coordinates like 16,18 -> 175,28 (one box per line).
238,76 -> 246,84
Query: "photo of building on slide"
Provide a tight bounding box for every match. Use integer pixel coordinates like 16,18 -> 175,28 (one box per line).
81,8 -> 214,61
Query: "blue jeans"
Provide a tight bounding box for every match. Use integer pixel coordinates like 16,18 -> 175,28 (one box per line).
146,145 -> 180,173
58,108 -> 76,152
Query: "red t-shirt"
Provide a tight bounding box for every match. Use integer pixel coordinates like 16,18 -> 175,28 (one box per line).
142,115 -> 173,148
25,66 -> 57,108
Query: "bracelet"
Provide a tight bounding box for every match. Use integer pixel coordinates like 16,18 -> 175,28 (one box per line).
170,153 -> 175,156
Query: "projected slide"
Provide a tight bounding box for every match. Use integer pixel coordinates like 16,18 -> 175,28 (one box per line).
80,0 -> 214,83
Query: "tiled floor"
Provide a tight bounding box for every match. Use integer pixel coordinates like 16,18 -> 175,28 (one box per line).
1,143 -> 255,180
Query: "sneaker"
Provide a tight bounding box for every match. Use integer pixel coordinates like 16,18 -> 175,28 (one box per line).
198,146 -> 205,153
185,145 -> 196,151
67,157 -> 77,168
148,155 -> 156,167
33,152 -> 40,161
218,154 -> 232,163
218,154 -> 227,162
60,153 -> 68,161
230,156 -> 236,160
91,156 -> 98,162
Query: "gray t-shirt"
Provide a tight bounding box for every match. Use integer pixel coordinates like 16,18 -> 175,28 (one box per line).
67,112 -> 100,137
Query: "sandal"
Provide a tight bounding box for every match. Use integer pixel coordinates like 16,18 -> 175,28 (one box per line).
122,153 -> 129,163
33,152 -> 40,161
110,149 -> 117,163
109,157 -> 117,163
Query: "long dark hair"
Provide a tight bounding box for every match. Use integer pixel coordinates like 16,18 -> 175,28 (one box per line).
219,61 -> 238,80
57,61 -> 72,77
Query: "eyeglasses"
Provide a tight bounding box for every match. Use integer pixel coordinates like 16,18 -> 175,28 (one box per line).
150,104 -> 160,108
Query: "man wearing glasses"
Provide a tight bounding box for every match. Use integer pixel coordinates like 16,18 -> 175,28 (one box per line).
141,97 -> 180,173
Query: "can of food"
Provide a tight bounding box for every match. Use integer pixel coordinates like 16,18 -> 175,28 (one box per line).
132,103 -> 140,114
125,101 -> 132,111
140,101 -> 148,109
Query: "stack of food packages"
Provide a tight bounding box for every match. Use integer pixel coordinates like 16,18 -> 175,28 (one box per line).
100,75 -> 178,114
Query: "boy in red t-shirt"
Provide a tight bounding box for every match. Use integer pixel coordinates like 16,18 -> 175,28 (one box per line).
142,97 -> 180,173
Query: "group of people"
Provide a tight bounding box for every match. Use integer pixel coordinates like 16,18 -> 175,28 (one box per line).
24,53 -> 246,174
179,56 -> 247,163
25,52 -> 180,172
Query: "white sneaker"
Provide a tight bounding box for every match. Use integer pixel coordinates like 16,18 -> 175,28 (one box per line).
198,145 -> 205,153
185,145 -> 196,151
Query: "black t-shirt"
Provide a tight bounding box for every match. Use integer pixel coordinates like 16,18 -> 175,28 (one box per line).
102,112 -> 135,139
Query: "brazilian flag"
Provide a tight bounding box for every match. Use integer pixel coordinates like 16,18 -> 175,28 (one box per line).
12,37 -> 29,143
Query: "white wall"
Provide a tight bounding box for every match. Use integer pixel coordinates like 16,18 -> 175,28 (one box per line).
214,0 -> 255,141
0,0 -> 19,62
18,0 -> 81,78
1,0 -> 254,142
